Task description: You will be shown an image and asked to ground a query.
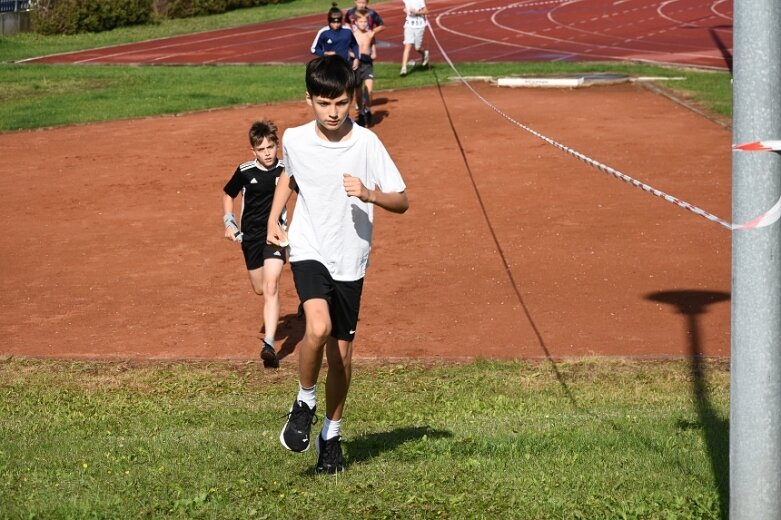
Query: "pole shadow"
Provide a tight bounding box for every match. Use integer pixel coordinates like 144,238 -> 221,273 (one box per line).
708,26 -> 733,74
646,289 -> 730,519
433,66 -> 729,511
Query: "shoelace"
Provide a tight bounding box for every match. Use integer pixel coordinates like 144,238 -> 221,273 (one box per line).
283,403 -> 318,431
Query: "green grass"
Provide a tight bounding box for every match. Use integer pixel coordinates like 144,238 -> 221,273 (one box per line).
0,357 -> 728,519
0,62 -> 732,132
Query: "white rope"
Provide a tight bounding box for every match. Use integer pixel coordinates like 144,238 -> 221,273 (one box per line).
425,17 -> 779,231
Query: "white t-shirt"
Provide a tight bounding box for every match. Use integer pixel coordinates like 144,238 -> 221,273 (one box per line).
282,121 -> 407,281
403,0 -> 427,28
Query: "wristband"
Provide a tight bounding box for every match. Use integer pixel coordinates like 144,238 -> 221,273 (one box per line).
223,212 -> 237,229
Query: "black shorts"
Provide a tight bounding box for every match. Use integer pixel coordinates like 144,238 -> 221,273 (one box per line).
355,61 -> 374,84
291,260 -> 364,341
241,239 -> 286,270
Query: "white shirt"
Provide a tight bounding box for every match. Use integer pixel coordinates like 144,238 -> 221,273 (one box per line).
403,0 -> 427,28
282,121 -> 407,281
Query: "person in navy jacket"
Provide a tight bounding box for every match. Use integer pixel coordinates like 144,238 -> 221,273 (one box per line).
311,4 -> 360,71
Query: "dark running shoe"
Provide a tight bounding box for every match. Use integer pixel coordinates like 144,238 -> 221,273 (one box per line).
364,110 -> 373,127
279,400 -> 317,452
315,435 -> 345,474
260,341 -> 278,368
356,113 -> 366,127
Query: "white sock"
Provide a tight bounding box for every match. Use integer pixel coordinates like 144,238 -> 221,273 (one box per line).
296,383 -> 316,409
264,336 -> 275,348
321,416 -> 342,441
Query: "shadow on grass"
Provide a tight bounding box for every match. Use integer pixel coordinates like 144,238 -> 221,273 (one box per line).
647,289 -> 730,520
346,425 -> 452,464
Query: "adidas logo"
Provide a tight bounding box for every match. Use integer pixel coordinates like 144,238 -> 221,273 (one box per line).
326,38 -> 333,44
273,251 -> 282,256
250,178 -> 258,184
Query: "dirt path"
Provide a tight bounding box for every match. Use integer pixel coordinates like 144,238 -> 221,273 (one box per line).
0,82 -> 731,361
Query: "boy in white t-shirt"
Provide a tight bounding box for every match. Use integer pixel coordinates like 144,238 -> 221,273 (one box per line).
266,55 -> 409,474
400,0 -> 429,76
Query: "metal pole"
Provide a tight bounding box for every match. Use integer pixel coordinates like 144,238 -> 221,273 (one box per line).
731,0 -> 781,517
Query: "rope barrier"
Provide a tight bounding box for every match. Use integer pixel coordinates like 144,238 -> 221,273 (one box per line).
425,16 -> 780,231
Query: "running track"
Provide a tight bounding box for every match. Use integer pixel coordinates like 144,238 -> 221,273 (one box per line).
23,0 -> 732,70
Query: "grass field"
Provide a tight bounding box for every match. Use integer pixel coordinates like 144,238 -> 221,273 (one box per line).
0,357 -> 728,518
0,61 -> 732,132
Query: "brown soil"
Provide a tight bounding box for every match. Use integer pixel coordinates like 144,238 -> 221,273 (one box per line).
0,82 -> 731,361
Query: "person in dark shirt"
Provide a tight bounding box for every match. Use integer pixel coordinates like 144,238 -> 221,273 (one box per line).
222,120 -> 288,368
310,3 -> 359,71
344,0 -> 385,36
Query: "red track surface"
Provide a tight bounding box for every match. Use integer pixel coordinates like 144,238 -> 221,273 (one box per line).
23,0 -> 732,69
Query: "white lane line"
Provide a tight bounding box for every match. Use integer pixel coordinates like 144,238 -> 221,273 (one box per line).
487,0 -> 721,61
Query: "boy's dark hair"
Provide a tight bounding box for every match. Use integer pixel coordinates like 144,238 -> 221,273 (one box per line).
328,2 -> 342,22
248,120 -> 279,148
305,55 -> 357,100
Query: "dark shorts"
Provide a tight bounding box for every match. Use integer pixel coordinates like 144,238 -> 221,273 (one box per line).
241,239 -> 286,270
291,260 -> 364,341
355,61 -> 374,84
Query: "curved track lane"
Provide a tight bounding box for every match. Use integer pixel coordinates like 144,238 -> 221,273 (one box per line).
23,0 -> 731,69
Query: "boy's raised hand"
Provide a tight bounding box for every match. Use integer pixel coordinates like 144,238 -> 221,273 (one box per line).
343,173 -> 370,202
266,222 -> 289,247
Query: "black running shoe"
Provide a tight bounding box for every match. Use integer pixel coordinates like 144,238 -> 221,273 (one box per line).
364,110 -> 372,127
315,435 -> 345,474
356,113 -> 366,127
260,341 -> 278,368
279,400 -> 317,452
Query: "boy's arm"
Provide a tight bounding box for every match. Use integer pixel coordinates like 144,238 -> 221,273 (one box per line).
311,30 -> 324,56
349,33 -> 360,70
371,12 -> 385,34
266,174 -> 297,245
222,192 -> 241,241
343,174 -> 409,214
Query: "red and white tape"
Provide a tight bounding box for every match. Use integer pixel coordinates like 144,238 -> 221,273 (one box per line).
427,19 -> 780,232
733,140 -> 781,152
731,140 -> 781,230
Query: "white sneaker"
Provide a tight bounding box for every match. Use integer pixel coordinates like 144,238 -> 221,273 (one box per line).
421,50 -> 430,67
400,67 -> 407,76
